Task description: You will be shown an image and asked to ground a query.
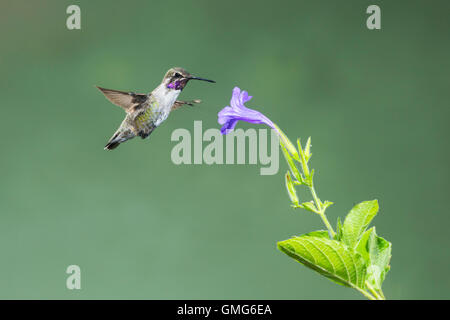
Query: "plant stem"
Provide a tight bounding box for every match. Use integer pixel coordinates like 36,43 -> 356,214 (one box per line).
309,183 -> 336,238
294,139 -> 336,238
365,281 -> 385,300
318,211 -> 335,239
378,289 -> 386,300
355,287 -> 376,300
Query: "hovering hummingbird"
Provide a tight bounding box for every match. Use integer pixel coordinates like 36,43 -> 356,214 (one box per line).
97,67 -> 215,150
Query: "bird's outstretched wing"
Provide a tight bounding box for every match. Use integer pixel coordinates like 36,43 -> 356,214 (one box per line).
172,99 -> 202,111
96,86 -> 148,113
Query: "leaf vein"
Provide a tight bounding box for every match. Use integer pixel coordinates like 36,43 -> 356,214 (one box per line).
302,238 -> 336,274
292,239 -> 317,265
315,238 -> 351,283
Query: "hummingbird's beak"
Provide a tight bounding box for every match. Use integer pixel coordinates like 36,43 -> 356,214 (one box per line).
188,76 -> 216,83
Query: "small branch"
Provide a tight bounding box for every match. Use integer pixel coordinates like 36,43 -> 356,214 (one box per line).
309,183 -> 335,238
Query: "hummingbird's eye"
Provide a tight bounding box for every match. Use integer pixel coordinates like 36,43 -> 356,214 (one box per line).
174,72 -> 182,78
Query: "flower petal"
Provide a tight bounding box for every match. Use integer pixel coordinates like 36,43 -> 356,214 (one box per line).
220,119 -> 238,134
218,87 -> 277,135
240,90 -> 252,104
230,87 -> 242,110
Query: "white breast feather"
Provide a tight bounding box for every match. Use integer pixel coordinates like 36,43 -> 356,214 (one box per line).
152,86 -> 181,127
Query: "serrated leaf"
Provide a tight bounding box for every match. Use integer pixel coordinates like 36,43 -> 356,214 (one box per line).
278,235 -> 366,289
356,227 -> 392,290
342,200 -> 379,248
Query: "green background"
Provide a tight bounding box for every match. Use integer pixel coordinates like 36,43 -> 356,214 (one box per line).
0,0 -> 449,299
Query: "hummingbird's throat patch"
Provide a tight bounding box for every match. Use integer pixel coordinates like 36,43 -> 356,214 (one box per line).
167,80 -> 183,90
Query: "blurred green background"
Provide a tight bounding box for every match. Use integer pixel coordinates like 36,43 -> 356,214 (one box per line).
0,0 -> 449,299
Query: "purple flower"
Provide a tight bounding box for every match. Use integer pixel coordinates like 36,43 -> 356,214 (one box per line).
218,87 -> 275,135
218,86 -> 300,160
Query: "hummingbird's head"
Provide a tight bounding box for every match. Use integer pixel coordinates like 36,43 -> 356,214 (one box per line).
163,67 -> 215,91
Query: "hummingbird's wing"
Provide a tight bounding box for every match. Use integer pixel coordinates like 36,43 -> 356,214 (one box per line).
172,99 -> 202,110
96,86 -> 148,113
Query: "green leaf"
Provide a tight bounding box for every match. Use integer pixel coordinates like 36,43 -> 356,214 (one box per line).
323,201 -> 333,210
342,200 -> 379,248
304,137 -> 312,161
274,124 -> 300,161
356,228 -> 392,290
335,217 -> 343,241
306,168 -> 315,186
301,201 -> 318,213
278,235 -> 366,289
355,229 -> 372,262
285,171 -> 299,206
303,230 -> 329,238
280,142 -> 303,183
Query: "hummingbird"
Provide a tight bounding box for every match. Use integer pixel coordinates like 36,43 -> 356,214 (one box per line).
97,67 -> 215,150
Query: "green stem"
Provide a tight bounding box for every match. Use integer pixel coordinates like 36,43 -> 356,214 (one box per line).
283,137 -> 336,238
318,211 -> 335,238
310,183 -> 336,238
365,282 -> 385,300
355,287 -> 376,300
378,289 -> 386,300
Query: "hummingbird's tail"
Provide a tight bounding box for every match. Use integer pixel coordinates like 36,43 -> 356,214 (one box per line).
104,140 -> 120,150
104,133 -> 121,150
104,128 -> 134,150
